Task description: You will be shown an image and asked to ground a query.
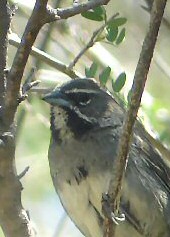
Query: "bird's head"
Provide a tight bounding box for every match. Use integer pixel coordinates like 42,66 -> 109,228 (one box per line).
42,78 -> 120,139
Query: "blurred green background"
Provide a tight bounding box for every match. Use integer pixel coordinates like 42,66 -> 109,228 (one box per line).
1,0 -> 170,236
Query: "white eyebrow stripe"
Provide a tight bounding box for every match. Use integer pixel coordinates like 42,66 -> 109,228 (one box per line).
65,89 -> 98,94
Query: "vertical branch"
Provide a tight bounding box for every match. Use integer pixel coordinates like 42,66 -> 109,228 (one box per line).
0,1 -> 11,102
0,1 -> 50,237
0,2 -> 36,237
3,0 -> 49,128
104,0 -> 167,236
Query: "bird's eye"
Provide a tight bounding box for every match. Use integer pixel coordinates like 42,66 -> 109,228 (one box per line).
75,93 -> 92,106
79,98 -> 91,106
66,90 -> 93,107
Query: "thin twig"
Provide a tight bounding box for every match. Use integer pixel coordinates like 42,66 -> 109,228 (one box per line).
18,166 -> 30,179
68,13 -> 119,69
8,33 -> 79,78
104,0 -> 167,236
56,0 -> 110,20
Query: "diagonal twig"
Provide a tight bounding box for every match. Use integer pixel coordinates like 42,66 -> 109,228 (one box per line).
68,13 -> 119,69
8,33 -> 79,78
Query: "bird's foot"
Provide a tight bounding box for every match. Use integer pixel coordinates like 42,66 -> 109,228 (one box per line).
102,193 -> 125,225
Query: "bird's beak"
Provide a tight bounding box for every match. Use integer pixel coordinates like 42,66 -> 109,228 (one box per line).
42,90 -> 73,108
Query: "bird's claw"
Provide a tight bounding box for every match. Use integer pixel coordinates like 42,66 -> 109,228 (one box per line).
102,193 -> 125,225
111,212 -> 125,225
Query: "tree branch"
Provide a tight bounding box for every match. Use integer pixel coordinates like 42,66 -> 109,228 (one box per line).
0,2 -> 36,237
0,1 -> 11,103
104,0 -> 167,236
142,0 -> 170,30
56,0 -> 110,19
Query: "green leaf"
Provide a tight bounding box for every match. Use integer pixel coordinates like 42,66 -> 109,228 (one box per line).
85,62 -> 98,78
81,6 -> 106,21
112,72 -> 126,92
99,66 -> 111,86
81,11 -> 104,21
116,28 -> 126,45
106,26 -> 118,42
108,17 -> 127,28
93,6 -> 106,16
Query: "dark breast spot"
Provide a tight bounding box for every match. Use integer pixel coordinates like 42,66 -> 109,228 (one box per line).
74,166 -> 89,185
78,166 -> 88,178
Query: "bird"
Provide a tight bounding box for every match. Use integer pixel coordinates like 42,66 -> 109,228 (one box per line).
42,78 -> 170,237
